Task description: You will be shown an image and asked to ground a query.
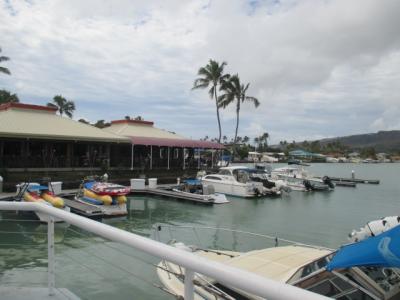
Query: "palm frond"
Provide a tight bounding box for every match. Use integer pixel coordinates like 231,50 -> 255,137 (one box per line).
0,56 -> 10,63
0,66 -> 11,75
192,78 -> 209,90
245,96 -> 260,107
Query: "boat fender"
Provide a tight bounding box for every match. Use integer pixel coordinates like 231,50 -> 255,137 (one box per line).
115,195 -> 127,204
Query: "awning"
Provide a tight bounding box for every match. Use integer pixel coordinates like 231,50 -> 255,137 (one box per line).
129,136 -> 224,149
326,225 -> 400,271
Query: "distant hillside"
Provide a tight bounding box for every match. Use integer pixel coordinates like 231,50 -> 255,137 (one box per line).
319,130 -> 400,152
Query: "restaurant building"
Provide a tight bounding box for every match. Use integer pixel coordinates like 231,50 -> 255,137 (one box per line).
0,102 -> 223,189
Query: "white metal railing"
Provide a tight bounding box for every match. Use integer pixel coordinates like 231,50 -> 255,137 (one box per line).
0,202 -> 330,300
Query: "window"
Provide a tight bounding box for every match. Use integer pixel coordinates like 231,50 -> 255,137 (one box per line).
205,176 -> 222,181
160,148 -> 165,159
218,169 -> 231,175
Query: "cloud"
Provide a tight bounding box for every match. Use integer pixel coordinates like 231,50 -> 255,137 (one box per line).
1,0 -> 400,143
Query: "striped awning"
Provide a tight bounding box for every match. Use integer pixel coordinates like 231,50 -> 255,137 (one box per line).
129,136 -> 224,149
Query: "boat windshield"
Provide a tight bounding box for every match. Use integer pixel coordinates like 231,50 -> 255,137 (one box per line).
232,169 -> 250,183
293,264 -> 400,299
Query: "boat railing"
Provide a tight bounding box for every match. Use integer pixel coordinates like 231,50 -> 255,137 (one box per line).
153,224 -> 334,252
0,201 -> 329,300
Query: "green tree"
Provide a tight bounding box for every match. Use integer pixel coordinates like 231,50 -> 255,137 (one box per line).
0,48 -> 11,75
93,120 -> 110,128
0,89 -> 19,104
219,74 -> 260,153
192,59 -> 230,143
78,118 -> 89,124
47,95 -> 76,118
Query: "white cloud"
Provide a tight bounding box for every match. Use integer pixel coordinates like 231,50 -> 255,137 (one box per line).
1,0 -> 400,143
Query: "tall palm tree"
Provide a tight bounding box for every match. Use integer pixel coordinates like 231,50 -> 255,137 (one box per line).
47,95 -> 76,118
0,48 -> 11,75
192,59 -> 230,143
219,74 -> 260,153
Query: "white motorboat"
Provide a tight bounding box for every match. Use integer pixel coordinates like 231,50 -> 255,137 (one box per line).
172,179 -> 229,204
157,225 -> 400,300
201,166 -> 281,197
271,166 -> 335,191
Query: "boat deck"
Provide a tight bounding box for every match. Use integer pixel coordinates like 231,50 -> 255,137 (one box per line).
62,198 -> 103,217
0,287 -> 80,300
131,186 -> 214,204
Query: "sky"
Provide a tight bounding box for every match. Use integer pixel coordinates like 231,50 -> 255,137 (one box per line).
0,0 -> 400,144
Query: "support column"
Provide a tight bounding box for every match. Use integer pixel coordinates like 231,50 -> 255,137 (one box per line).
130,144 -> 134,170
0,140 -> 3,168
211,150 -> 214,168
106,144 -> 110,168
184,269 -> 194,300
197,149 -> 201,169
183,148 -> 186,170
47,217 -> 55,296
167,147 -> 170,170
150,146 -> 153,170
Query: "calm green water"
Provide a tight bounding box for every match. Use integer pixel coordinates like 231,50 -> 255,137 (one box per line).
0,163 -> 399,299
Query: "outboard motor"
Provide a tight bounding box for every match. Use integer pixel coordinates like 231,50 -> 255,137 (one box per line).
303,180 -> 314,191
322,176 -> 335,189
203,184 -> 215,195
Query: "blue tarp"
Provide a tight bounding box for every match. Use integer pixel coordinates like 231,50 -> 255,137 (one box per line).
83,181 -> 95,190
327,225 -> 400,271
183,179 -> 201,185
27,185 -> 49,192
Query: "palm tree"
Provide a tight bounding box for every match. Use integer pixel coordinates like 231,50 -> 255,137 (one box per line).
0,48 -> 11,75
47,95 -> 75,118
192,59 -> 230,143
219,74 -> 260,153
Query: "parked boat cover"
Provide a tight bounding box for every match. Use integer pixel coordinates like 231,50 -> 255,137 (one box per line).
327,225 -> 400,271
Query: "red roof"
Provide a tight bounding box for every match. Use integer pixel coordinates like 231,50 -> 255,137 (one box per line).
111,119 -> 154,126
0,102 -> 57,112
130,136 -> 224,149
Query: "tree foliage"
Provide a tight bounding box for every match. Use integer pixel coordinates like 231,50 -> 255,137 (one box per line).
192,59 -> 229,143
0,89 -> 19,104
0,48 -> 11,75
47,95 -> 76,118
219,74 -> 260,153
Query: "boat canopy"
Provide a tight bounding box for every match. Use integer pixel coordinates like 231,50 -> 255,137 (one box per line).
327,225 -> 400,271
129,136 -> 224,149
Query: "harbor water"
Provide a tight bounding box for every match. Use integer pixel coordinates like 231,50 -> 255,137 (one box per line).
0,163 -> 399,299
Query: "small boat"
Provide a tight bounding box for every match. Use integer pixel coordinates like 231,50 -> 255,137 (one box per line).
201,166 -> 281,198
19,184 -> 70,222
157,223 -> 400,299
75,176 -> 128,217
349,216 -> 400,243
271,166 -> 334,191
172,179 -> 229,204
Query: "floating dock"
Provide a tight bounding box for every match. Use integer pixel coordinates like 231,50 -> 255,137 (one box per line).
328,177 -> 380,184
333,181 -> 357,187
62,198 -> 103,218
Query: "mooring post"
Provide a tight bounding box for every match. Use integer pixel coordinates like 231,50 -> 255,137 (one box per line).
48,216 -> 55,296
184,268 -> 195,300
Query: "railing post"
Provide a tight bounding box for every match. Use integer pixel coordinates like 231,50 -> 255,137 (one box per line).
184,269 -> 194,300
48,216 -> 55,296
